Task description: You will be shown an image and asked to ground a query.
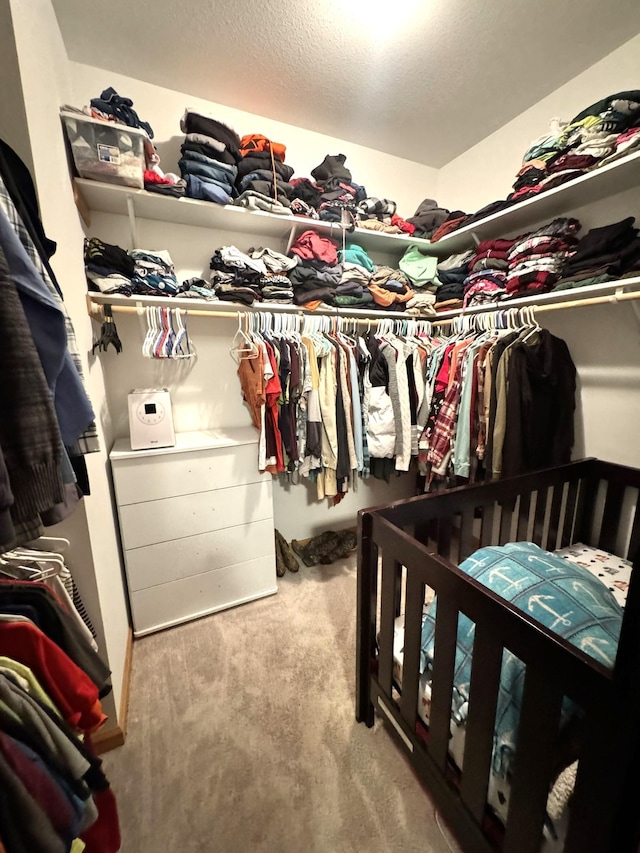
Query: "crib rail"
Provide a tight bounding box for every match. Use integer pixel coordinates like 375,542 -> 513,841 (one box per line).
356,459 -> 640,853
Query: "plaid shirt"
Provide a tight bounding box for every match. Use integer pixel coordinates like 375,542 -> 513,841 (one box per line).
0,177 -> 99,453
425,375 -> 462,478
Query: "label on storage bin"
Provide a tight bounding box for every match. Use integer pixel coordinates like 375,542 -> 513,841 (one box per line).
96,144 -> 121,165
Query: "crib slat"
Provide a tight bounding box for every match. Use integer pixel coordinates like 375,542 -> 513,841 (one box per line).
499,498 -> 514,545
480,503 -> 495,547
459,626 -> 503,824
437,517 -> 453,560
428,597 -> 459,772
503,667 -> 563,853
627,503 -> 640,564
459,507 -> 476,561
378,555 -> 401,697
516,491 -> 531,541
599,481 -> 626,553
561,479 -> 579,546
399,570 -> 424,729
531,487 -> 548,547
547,483 -> 564,550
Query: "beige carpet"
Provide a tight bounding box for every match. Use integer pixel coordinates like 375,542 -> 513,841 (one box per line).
103,555 -> 460,853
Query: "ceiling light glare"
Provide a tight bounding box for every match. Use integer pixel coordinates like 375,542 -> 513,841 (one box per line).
341,0 -> 422,37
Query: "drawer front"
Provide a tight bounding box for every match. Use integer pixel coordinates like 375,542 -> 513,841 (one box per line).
112,442 -> 263,505
130,556 -> 277,636
124,518 -> 275,591
118,480 -> 273,549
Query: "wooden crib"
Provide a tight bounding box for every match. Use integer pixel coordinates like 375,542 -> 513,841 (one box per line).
356,459 -> 640,852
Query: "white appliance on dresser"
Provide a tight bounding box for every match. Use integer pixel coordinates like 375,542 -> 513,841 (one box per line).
110,428 -> 277,637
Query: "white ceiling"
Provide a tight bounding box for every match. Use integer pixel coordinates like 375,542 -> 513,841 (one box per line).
52,0 -> 640,168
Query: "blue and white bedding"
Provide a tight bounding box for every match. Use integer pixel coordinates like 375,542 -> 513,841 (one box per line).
391,541 -> 630,840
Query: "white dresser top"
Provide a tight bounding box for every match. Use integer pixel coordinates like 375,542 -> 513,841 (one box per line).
110,427 -> 259,461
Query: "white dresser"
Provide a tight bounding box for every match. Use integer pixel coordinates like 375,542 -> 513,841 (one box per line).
110,428 -> 276,637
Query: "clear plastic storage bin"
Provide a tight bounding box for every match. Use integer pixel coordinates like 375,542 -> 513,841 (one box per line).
61,110 -> 146,188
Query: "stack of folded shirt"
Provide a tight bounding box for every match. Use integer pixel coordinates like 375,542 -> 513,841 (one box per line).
406,198 -> 451,238
458,237 -> 517,307
333,243 -> 374,306
310,154 -> 367,225
235,134 -> 295,215
289,178 -> 322,219
398,244 -> 439,290
180,277 -> 219,300
357,198 -> 406,233
144,170 -> 186,198
553,216 -> 640,291
505,218 -> 581,298
84,237 -> 134,293
368,265 -> 416,311
249,247 -> 297,304
509,92 -> 640,204
288,230 -> 341,307
179,109 -> 241,204
434,249 -> 474,305
430,210 -> 469,242
131,249 -> 180,295
209,245 -> 266,305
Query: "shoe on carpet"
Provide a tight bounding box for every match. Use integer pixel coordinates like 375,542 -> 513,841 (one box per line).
274,532 -> 286,577
275,529 -> 299,572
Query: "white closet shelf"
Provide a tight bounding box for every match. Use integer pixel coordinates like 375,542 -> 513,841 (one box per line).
434,149 -> 640,254
74,178 -> 448,257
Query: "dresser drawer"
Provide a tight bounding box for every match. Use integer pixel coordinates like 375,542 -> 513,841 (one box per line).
118,479 -> 273,549
112,442 -> 263,505
124,518 -> 274,591
130,555 -> 277,636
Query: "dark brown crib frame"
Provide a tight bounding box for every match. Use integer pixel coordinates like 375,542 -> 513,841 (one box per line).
356,459 -> 640,853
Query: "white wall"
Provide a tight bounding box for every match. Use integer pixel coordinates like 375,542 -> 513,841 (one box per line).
438,32 -> 640,213
7,0 -> 130,726
70,63 -> 438,218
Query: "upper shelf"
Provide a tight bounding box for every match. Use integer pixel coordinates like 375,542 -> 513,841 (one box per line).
434,149 -> 640,254
74,178 -> 448,257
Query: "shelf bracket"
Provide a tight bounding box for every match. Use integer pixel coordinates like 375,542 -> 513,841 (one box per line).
126,194 -> 139,250
285,224 -> 298,255
470,231 -> 481,248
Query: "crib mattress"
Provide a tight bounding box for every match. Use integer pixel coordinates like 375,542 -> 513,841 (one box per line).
390,543 -> 632,843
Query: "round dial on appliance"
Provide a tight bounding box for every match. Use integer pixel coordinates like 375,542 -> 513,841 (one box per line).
137,401 -> 165,425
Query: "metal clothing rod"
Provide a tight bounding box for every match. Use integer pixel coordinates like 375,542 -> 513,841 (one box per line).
430,287 -> 640,327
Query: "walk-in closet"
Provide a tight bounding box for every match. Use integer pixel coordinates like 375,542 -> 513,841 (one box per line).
2,1 -> 640,850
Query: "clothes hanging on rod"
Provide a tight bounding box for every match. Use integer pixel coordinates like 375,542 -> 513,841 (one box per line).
418,307 -> 576,486
0,539 -> 119,853
0,148 -> 100,548
234,312 -> 440,501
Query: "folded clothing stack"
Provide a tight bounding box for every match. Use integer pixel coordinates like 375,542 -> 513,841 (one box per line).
288,230 -> 341,307
235,134 -> 295,215
90,86 -> 154,137
406,198 -> 451,239
143,170 -> 186,198
333,243 -> 375,307
461,238 -> 518,308
505,218 -> 581,298
289,178 -> 322,219
249,246 -> 298,303
84,237 -> 135,293
511,92 -> 640,204
398,244 -> 439,291
356,198 -> 414,234
554,216 -> 640,291
209,245 -> 268,305
179,110 -> 241,204
368,265 -> 418,312
434,249 -> 474,306
131,249 -> 180,295
310,154 -> 367,226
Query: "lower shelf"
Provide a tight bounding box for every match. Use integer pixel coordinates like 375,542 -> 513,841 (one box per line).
130,555 -> 277,637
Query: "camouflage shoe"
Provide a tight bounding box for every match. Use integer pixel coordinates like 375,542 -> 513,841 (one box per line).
275,529 -> 299,573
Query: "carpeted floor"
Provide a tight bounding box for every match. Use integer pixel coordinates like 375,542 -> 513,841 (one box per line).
103,555 -> 460,853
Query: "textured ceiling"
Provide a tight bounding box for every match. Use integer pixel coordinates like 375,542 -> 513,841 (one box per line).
52,0 -> 640,167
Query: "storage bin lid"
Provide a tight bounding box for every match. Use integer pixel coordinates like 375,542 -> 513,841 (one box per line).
60,108 -> 149,139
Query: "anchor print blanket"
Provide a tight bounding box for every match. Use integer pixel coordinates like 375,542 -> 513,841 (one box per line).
419,541 -> 623,778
